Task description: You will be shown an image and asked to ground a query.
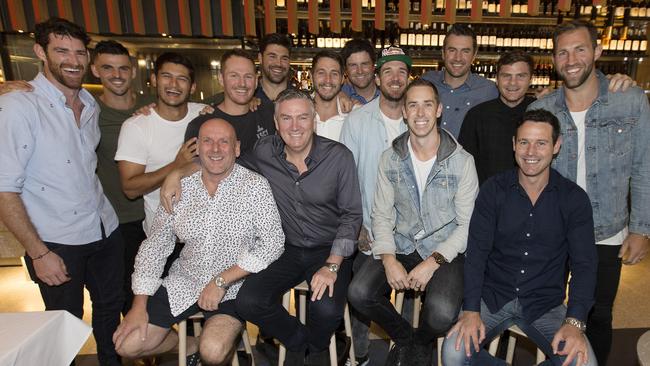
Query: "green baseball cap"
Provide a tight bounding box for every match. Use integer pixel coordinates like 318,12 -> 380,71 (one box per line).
376,46 -> 413,70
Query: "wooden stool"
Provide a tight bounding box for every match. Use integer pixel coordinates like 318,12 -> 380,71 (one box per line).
488,324 -> 545,364
178,312 -> 255,366
277,280 -> 355,366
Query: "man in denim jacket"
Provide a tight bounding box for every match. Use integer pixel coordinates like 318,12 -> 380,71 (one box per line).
348,79 -> 479,366
529,20 -> 650,365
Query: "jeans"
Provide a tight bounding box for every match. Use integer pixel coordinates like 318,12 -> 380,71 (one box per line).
587,244 -> 622,365
24,228 -> 125,366
348,251 -> 464,346
119,220 -> 146,315
442,299 -> 597,366
236,245 -> 353,352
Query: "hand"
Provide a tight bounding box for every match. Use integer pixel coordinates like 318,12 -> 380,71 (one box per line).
534,86 -> 553,99
173,138 -> 198,167
337,93 -> 359,113
310,267 -> 337,301
606,73 -> 636,92
358,226 -> 373,252
33,250 -> 70,286
446,311 -> 485,357
407,258 -> 439,291
133,103 -> 156,116
248,97 -> 262,112
160,171 -> 183,214
551,324 -> 589,366
198,279 -> 226,311
382,256 -> 409,290
113,306 -> 149,350
199,105 -> 215,115
0,80 -> 33,95
619,233 -> 649,265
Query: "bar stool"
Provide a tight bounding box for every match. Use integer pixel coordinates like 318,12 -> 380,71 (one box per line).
277,280 -> 356,366
178,312 -> 255,366
391,291 -> 445,366
488,325 -> 545,364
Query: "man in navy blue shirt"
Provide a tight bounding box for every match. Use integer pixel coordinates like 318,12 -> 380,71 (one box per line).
443,109 -> 598,366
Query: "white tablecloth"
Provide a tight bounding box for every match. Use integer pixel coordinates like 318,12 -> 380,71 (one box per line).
0,311 -> 92,366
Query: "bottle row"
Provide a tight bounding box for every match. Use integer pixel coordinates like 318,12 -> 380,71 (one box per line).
273,0 -> 650,18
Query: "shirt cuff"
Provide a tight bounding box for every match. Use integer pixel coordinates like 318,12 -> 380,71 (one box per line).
330,238 -> 356,258
462,297 -> 481,313
237,251 -> 268,274
132,277 -> 163,297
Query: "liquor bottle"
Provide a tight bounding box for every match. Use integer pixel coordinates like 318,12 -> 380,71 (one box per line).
513,0 -> 521,13
496,26 -> 505,52
503,26 -> 513,49
408,22 -> 417,48
277,0 -> 286,6
601,6 -> 614,49
520,0 -> 528,14
431,22 -> 440,47
488,0 -> 498,13
423,24 -> 432,48
316,21 -> 326,48
489,26 -> 498,51
415,23 -> 425,48
412,0 -> 421,12
324,21 -> 334,48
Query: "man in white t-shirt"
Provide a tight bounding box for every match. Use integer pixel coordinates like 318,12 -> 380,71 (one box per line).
115,52 -> 205,235
312,50 -> 347,142
348,78 -> 478,366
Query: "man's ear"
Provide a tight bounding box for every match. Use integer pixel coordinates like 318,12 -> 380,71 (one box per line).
33,43 -> 47,63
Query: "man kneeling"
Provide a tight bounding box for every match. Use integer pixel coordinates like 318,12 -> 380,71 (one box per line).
443,109 -> 598,366
112,117 -> 285,365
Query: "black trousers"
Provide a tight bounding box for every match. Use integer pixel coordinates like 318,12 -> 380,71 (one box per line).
24,228 -> 125,366
236,244 -> 353,352
119,220 -> 146,315
348,251 -> 464,346
587,244 -> 622,366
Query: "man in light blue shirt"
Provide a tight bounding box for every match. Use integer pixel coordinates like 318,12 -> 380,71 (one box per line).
421,24 -> 499,138
0,18 -> 123,366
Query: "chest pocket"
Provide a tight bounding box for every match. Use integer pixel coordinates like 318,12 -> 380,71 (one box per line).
599,117 -> 636,157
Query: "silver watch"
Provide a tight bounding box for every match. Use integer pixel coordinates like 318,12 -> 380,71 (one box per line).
564,317 -> 587,333
214,276 -> 228,289
324,263 -> 339,273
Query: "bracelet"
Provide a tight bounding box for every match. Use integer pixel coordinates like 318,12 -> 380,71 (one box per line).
32,249 -> 51,261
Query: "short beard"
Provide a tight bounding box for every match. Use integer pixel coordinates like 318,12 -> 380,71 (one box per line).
561,63 -> 594,89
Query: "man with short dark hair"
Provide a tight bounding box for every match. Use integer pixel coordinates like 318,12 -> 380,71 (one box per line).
113,117 -> 284,366
341,39 -> 379,104
0,18 -> 124,366
458,50 -> 536,185
421,24 -> 499,138
443,109 -> 598,366
312,50 -> 347,141
257,33 -> 293,102
348,79 -> 478,366
115,52 -> 206,236
529,19 -> 650,365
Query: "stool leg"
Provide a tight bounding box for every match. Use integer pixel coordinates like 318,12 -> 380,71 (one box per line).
242,327 -> 255,366
179,319 -> 187,366
536,348 -> 545,364
506,334 -> 516,363
344,303 -> 356,362
231,351 -> 240,366
329,334 -> 337,366
390,292 -> 405,349
279,291 -> 291,366
413,294 -> 422,328
437,336 -> 443,366
299,290 -> 307,325
488,336 -> 500,356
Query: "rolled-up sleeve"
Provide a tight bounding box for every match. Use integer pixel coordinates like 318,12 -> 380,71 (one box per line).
331,148 -> 362,258
0,93 -> 35,193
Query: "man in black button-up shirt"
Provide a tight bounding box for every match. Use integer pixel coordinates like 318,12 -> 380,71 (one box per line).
443,109 -> 598,366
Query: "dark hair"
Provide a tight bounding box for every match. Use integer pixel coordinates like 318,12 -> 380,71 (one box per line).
154,52 -> 195,83
497,50 -> 534,75
553,20 -> 599,54
403,78 -> 440,105
259,33 -> 292,55
341,38 -> 377,65
220,49 -> 256,72
517,109 -> 561,144
34,17 -> 90,50
93,40 -> 129,59
443,24 -> 477,53
312,50 -> 344,74
274,88 -> 315,118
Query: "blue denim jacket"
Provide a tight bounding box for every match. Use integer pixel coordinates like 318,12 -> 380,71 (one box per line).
371,128 -> 479,261
529,70 -> 650,241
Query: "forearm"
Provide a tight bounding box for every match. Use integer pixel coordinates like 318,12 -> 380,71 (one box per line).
216,265 -> 250,285
130,294 -> 149,311
0,192 -> 47,258
122,161 -> 189,198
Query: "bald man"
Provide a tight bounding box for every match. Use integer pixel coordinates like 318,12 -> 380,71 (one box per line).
113,117 -> 285,366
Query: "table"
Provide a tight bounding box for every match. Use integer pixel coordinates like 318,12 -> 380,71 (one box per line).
0,310 -> 92,366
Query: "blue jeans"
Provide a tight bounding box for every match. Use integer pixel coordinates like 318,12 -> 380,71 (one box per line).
442,299 -> 597,366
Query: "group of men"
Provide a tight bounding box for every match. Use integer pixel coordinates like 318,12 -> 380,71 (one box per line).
0,15 -> 648,366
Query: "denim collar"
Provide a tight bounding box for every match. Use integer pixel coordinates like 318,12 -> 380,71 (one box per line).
554,69 -> 609,111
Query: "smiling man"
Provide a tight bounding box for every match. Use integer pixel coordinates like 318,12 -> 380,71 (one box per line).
458,50 -> 536,185
115,52 -> 206,236
0,18 -> 123,366
312,50 -> 347,141
347,79 -> 478,366
341,39 -> 379,105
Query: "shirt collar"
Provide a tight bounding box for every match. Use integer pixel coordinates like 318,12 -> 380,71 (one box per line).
507,167 -> 561,192
32,72 -> 96,109
342,82 -> 379,104
272,133 -> 322,165
438,69 -> 480,90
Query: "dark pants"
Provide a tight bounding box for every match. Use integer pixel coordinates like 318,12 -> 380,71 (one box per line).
119,220 -> 146,315
587,244 -> 622,365
24,228 -> 125,366
348,251 -> 464,346
236,245 -> 353,352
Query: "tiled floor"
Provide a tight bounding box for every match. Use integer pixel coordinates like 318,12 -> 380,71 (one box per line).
1,257 -> 649,365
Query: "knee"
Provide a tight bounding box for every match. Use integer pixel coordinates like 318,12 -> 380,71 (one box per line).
199,338 -> 233,366
234,286 -> 266,319
115,334 -> 146,358
441,335 -> 469,366
422,299 -> 459,335
347,277 -> 374,310
311,299 -> 343,325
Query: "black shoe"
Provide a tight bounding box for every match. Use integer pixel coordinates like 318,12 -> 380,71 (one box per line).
306,349 -> 330,366
411,342 -> 433,366
285,346 -> 307,366
384,343 -> 412,366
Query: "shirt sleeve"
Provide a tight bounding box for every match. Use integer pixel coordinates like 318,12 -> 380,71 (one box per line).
330,147 -> 362,258
435,155 -> 479,262
463,179 -> 499,312
237,177 -> 285,273
458,110 -> 479,160
629,90 -> 650,237
131,204 -> 177,295
565,187 -> 597,322
114,118 -> 148,165
371,151 -> 398,257
0,93 -> 36,193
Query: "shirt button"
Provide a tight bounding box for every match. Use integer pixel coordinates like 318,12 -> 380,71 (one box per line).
516,288 -> 519,292
73,211 -> 77,215
446,105 -> 450,109
526,233 -> 530,237
521,269 -> 525,274
529,213 -> 533,217
524,252 -> 528,256
450,90 -> 454,93
66,159 -> 71,164
617,128 -> 623,133
466,102 -> 470,105
443,122 -> 447,125
295,181 -> 300,186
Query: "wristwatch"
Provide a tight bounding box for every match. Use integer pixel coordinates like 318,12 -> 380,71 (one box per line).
430,251 -> 448,265
563,317 -> 587,333
324,262 -> 339,273
214,276 -> 229,289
